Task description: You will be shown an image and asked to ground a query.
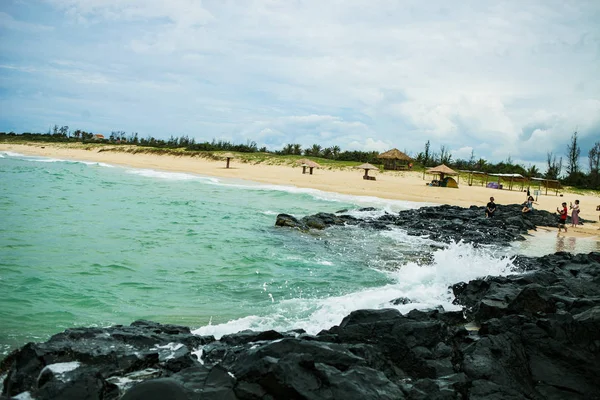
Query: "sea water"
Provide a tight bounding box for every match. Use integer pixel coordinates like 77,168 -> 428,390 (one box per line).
0,151 -> 596,358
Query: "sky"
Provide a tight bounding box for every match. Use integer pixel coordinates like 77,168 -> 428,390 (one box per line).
1,0 -> 599,168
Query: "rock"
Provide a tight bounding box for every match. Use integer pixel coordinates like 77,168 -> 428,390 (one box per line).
275,204 -> 567,247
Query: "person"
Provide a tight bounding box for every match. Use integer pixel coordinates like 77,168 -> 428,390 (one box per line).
526,187 -> 531,198
569,200 -> 580,228
486,197 -> 496,218
522,196 -> 536,213
557,202 -> 568,234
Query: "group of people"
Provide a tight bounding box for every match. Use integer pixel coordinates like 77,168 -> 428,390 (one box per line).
557,200 -> 580,233
484,195 -> 584,234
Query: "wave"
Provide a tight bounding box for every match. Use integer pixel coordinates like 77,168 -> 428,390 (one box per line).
192,241 -> 517,339
0,152 -> 113,168
125,168 -> 219,183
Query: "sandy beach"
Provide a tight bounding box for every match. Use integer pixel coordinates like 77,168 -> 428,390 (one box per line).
3,142 -> 599,240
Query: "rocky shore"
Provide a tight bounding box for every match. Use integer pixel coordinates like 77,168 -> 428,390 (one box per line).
2,205 -> 599,400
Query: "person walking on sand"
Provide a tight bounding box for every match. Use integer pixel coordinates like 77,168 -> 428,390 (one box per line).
557,202 -> 568,234
570,200 -> 580,228
486,197 -> 496,218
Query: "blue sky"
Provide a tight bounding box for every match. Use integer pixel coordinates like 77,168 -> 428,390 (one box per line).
1,0 -> 599,168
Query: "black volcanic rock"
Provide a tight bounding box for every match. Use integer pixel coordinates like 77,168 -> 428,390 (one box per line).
275,204 -> 592,246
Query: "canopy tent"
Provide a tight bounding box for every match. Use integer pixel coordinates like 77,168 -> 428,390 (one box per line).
296,159 -> 321,175
377,148 -> 412,170
356,163 -> 379,180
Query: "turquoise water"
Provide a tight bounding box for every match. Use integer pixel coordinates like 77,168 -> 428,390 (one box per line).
1,151 -> 597,359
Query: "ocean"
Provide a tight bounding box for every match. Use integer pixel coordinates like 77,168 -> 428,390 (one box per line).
1,151 -> 598,359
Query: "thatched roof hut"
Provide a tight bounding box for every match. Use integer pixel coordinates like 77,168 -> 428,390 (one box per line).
357,163 -> 379,180
426,164 -> 459,187
296,159 -> 321,175
222,152 -> 236,168
377,148 -> 412,170
426,164 -> 457,176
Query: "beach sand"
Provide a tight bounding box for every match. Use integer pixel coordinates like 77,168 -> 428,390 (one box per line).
3,142 -> 599,240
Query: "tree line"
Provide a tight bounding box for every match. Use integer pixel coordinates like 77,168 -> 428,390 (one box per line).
414,132 -> 600,189
1,126 -> 598,189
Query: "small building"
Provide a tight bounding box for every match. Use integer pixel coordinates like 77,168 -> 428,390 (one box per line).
377,148 -> 412,170
93,134 -> 105,140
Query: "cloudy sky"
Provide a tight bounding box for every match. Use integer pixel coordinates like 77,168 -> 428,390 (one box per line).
1,0 -> 599,167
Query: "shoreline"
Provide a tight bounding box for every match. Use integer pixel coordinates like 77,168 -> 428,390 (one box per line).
2,142 -> 599,240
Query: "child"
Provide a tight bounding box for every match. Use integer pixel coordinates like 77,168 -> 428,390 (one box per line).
557,202 -> 568,234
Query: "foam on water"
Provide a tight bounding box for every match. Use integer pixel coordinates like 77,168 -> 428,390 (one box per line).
193,241 -> 517,339
220,181 -> 434,211
126,168 -> 220,182
0,151 -> 114,168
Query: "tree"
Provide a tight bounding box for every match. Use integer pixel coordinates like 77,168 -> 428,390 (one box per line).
588,142 -> 600,188
526,165 -> 540,178
468,149 -> 475,168
309,144 -> 322,157
292,144 -> 302,155
282,144 -> 294,155
475,158 -> 487,171
423,140 -> 431,167
545,151 -> 563,180
439,145 -> 452,165
331,145 -> 341,159
566,130 -> 580,176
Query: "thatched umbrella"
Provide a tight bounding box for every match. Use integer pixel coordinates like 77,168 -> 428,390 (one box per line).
377,148 -> 412,170
222,152 -> 235,168
357,163 -> 379,179
426,164 -> 458,184
296,159 -> 321,175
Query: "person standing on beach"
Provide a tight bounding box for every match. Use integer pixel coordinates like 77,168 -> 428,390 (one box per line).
557,202 -> 568,234
570,200 -> 580,228
486,197 -> 496,218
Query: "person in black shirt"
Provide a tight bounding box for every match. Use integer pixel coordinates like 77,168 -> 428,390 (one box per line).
486,197 -> 496,218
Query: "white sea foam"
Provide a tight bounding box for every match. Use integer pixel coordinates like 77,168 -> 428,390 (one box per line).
191,346 -> 204,364
12,392 -> 35,400
0,151 -> 25,157
126,168 -> 220,183
261,210 -> 279,215
150,342 -> 185,360
37,361 -> 81,383
193,241 -> 517,339
0,152 -> 113,168
218,181 -> 433,211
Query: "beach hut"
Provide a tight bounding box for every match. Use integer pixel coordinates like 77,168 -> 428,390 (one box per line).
222,153 -> 235,168
377,148 -> 412,170
357,163 -> 379,180
426,164 -> 459,188
296,159 -> 321,175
